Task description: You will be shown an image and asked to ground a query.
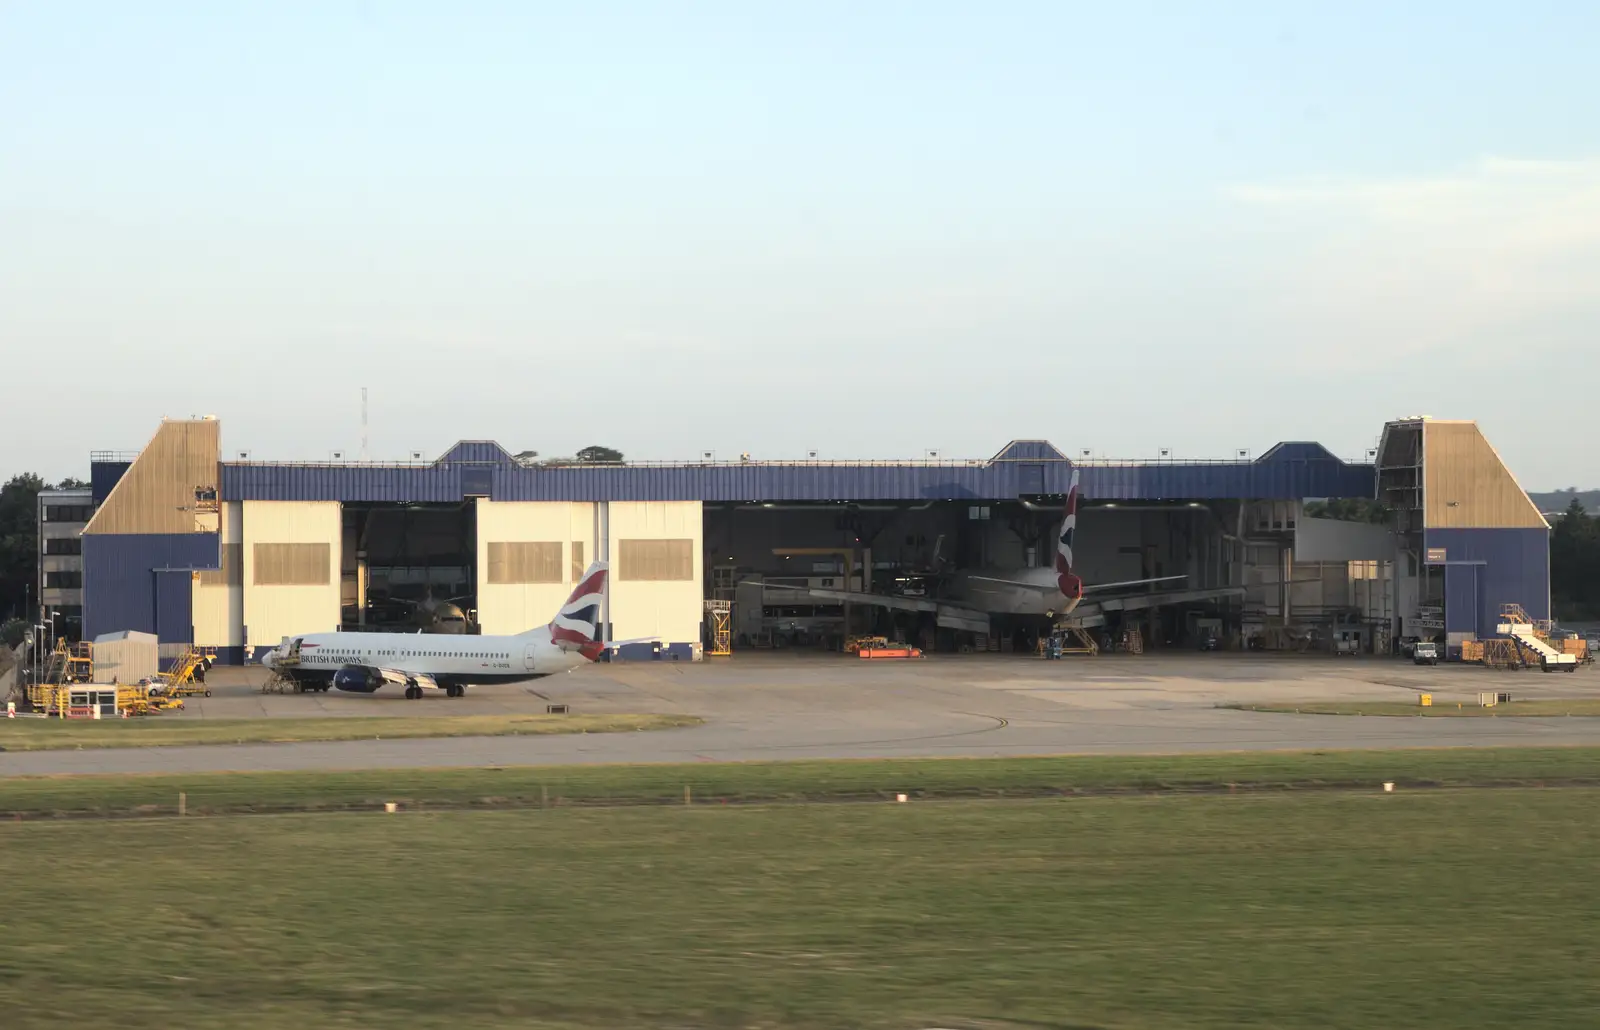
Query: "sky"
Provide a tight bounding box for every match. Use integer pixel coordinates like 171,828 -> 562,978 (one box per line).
2,1 -> 1597,488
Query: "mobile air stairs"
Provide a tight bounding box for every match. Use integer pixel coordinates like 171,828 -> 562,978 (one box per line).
1495,604 -> 1579,672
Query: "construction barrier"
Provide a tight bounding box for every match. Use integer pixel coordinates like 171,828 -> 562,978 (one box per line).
857,647 -> 923,660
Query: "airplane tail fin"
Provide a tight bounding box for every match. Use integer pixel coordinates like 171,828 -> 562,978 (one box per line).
1055,468 -> 1084,604
544,560 -> 608,659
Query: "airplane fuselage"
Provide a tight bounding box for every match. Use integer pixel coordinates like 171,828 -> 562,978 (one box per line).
263,627 -> 585,691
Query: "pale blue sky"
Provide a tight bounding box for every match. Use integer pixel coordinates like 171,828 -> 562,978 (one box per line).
3,2 -> 1597,487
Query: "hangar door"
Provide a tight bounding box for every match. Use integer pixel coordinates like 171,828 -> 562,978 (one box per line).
1443,563 -> 1482,639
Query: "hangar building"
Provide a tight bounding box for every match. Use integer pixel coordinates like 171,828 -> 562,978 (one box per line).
74,416 -> 1550,664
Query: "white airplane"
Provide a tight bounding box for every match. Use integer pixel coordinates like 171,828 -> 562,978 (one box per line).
942,468 -> 1183,617
765,468 -> 1183,620
261,561 -> 615,699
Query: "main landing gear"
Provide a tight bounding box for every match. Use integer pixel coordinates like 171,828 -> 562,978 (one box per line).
404,684 -> 467,699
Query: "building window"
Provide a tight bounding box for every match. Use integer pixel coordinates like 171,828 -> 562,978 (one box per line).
43,538 -> 83,555
45,571 -> 83,589
570,541 -> 585,581
968,505 -> 991,521
44,505 -> 94,523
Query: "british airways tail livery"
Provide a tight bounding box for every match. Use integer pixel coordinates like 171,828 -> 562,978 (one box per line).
261,561 -> 617,699
943,467 -> 1185,617
1053,467 -> 1086,617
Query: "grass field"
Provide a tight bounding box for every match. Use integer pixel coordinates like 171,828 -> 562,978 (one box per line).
1224,699 -> 1600,718
5,747 -> 1600,818
3,784 -> 1598,1029
0,713 -> 700,751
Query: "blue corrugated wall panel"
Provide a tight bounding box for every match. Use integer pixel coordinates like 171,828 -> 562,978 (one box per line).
155,570 -> 194,648
223,464 -> 463,502
90,460 -> 131,504
83,534 -> 221,643
1425,528 -> 1550,638
1444,564 -> 1481,635
223,457 -> 1377,503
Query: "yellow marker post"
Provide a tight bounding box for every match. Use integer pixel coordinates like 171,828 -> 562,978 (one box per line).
1419,693 -> 1433,707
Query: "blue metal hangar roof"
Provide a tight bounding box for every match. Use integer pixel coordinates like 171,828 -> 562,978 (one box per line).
217,439 -> 1376,504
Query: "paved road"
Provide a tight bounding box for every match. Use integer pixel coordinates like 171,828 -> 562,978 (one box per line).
6,653 -> 1600,776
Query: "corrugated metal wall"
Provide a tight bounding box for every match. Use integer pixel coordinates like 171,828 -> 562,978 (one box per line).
1425,528 -> 1550,637
1422,422 -> 1547,529
222,455 -> 1376,504
608,501 -> 703,646
85,419 -> 221,534
82,533 -> 220,643
241,501 -> 341,647
90,460 -> 131,504
474,501 -> 596,636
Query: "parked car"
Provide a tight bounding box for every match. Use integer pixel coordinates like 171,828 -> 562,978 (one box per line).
1413,641 -> 1440,666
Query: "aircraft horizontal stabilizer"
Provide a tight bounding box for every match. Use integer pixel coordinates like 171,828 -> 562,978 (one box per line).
1082,575 -> 1188,594
964,574 -> 1060,592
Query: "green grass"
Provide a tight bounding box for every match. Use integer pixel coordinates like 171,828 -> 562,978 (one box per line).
3,789 -> 1599,1029
1225,699 -> 1600,717
0,713 -> 701,751
4,748 -> 1600,818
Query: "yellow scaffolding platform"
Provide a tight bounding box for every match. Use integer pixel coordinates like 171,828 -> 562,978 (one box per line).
150,647 -> 214,698
704,600 -> 732,656
26,641 -> 94,710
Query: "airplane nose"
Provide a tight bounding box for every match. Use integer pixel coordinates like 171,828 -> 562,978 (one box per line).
261,650 -> 276,668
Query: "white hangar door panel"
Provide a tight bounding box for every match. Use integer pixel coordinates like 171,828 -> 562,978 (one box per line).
476,500 -> 596,636
607,501 -> 704,647
241,501 -> 342,649
192,501 -> 244,657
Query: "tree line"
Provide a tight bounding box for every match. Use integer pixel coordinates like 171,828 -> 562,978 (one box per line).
1552,499 -> 1600,621
1,473 -> 88,644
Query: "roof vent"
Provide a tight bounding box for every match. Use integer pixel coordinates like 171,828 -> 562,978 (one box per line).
330,450 -> 344,461
410,450 -> 425,461
236,450 -> 251,461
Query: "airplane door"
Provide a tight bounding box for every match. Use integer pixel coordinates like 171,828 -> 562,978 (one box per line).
524,644 -> 539,672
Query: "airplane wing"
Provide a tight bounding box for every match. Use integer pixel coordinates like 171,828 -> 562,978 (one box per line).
1083,575 -> 1188,594
963,575 -> 1062,593
759,583 -> 991,632
963,573 -> 1189,594
330,664 -> 445,694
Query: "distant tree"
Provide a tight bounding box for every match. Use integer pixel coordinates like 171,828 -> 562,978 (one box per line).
0,473 -> 46,620
1303,498 -> 1390,524
1551,498 -> 1600,620
575,445 -> 624,464
1,617 -> 28,649
55,477 -> 88,489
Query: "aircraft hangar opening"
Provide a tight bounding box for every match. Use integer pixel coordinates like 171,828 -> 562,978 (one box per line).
703,495 -> 1247,653
340,502 -> 478,634
77,422 -> 1553,666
